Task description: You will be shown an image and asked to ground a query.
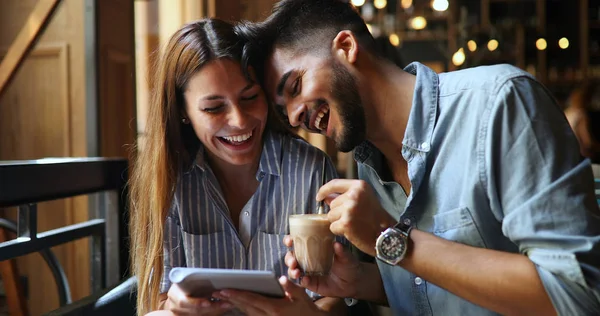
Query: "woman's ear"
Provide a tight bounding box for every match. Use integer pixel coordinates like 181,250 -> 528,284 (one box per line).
332,30 -> 359,64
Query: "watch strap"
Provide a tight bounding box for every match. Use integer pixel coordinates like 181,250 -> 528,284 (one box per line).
393,218 -> 413,236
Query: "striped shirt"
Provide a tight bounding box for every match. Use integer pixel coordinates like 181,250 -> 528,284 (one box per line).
160,130 -> 338,293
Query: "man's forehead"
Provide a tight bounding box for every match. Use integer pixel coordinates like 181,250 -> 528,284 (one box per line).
264,47 -> 297,96
266,47 -> 297,77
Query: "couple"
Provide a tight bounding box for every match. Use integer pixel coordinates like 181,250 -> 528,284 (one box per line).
130,0 -> 600,315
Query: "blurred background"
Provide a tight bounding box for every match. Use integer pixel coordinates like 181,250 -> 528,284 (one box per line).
0,0 -> 599,315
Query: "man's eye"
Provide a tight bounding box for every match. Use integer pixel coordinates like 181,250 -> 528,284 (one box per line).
202,104 -> 224,113
291,77 -> 301,96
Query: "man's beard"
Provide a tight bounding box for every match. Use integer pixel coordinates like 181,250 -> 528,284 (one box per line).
330,61 -> 366,153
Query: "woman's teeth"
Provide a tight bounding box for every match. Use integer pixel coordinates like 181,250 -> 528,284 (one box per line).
314,106 -> 330,131
221,131 -> 252,144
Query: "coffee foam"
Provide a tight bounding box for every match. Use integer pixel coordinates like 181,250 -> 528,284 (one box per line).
289,214 -> 329,225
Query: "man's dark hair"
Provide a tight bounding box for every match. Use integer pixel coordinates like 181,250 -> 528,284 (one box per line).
236,0 -> 377,84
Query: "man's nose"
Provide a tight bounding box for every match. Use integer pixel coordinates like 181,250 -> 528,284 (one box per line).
288,103 -> 308,128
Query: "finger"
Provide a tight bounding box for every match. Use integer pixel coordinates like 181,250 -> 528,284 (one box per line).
296,274 -> 327,295
279,276 -> 311,303
321,193 -> 340,206
168,296 -> 212,311
288,268 -> 302,280
326,207 -> 342,223
170,304 -> 231,316
329,220 -> 346,237
283,235 -> 293,247
229,303 -> 264,316
218,289 -> 280,313
170,301 -> 234,316
327,194 -> 345,210
212,300 -> 234,310
284,251 -> 298,269
168,284 -> 208,309
316,179 -> 357,201
333,242 -> 354,264
284,250 -> 302,279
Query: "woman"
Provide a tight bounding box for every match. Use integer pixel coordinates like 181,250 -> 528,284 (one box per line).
129,19 -> 342,315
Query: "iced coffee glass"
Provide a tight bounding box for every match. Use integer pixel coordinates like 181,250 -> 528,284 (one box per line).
289,214 -> 335,276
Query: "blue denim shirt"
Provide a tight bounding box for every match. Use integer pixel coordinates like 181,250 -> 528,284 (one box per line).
355,62 -> 600,315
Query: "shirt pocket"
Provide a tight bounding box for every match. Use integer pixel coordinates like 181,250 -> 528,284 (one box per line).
252,231 -> 289,277
432,207 -> 487,248
181,230 -> 239,269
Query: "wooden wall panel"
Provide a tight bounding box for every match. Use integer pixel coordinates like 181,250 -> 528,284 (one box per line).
0,0 -> 89,315
99,48 -> 136,158
0,43 -> 71,159
97,0 -> 137,160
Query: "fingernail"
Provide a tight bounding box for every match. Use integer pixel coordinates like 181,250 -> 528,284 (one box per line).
220,290 -> 231,297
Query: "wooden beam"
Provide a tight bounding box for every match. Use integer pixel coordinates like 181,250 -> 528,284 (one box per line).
0,0 -> 62,98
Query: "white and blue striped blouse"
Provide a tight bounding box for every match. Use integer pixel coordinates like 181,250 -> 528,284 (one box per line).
160,130 -> 338,293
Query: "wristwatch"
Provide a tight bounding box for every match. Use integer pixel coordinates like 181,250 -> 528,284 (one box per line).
375,219 -> 413,265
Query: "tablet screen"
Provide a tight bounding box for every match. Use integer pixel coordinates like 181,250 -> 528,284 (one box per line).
169,268 -> 285,298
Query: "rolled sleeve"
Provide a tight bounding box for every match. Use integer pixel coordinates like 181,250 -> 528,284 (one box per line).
484,76 -> 600,314
160,197 -> 186,294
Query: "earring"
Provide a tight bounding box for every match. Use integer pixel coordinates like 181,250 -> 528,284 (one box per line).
182,118 -> 188,124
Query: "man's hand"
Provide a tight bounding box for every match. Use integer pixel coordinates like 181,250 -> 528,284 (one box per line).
317,179 -> 396,257
284,238 -> 362,298
213,276 -> 325,316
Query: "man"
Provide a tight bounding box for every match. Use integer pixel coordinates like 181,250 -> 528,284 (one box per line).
223,0 -> 600,315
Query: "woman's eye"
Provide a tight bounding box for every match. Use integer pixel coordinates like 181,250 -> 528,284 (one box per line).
241,94 -> 258,101
202,104 -> 224,113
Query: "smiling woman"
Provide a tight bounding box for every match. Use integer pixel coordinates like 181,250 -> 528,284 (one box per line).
182,58 -> 267,167
128,18 -> 343,316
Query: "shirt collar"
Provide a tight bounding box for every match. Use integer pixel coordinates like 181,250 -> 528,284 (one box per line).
193,129 -> 282,177
402,62 -> 438,153
354,62 -> 439,163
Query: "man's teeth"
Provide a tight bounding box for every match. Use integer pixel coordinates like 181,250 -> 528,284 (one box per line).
314,106 -> 329,131
222,131 -> 252,143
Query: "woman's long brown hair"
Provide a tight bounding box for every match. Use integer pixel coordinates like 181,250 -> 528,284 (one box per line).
129,18 -> 250,315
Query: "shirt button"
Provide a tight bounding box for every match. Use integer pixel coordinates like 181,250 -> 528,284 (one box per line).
421,142 -> 429,150
414,277 -> 423,285
244,211 -> 250,216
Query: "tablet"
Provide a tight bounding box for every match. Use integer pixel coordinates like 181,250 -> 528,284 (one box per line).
169,268 -> 285,298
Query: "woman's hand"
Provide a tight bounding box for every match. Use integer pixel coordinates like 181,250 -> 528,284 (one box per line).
213,276 -> 326,316
165,283 -> 233,316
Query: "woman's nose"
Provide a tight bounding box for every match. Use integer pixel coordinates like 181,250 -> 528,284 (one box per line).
228,105 -> 248,127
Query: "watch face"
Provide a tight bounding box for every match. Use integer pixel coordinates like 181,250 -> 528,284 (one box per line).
379,231 -> 406,261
